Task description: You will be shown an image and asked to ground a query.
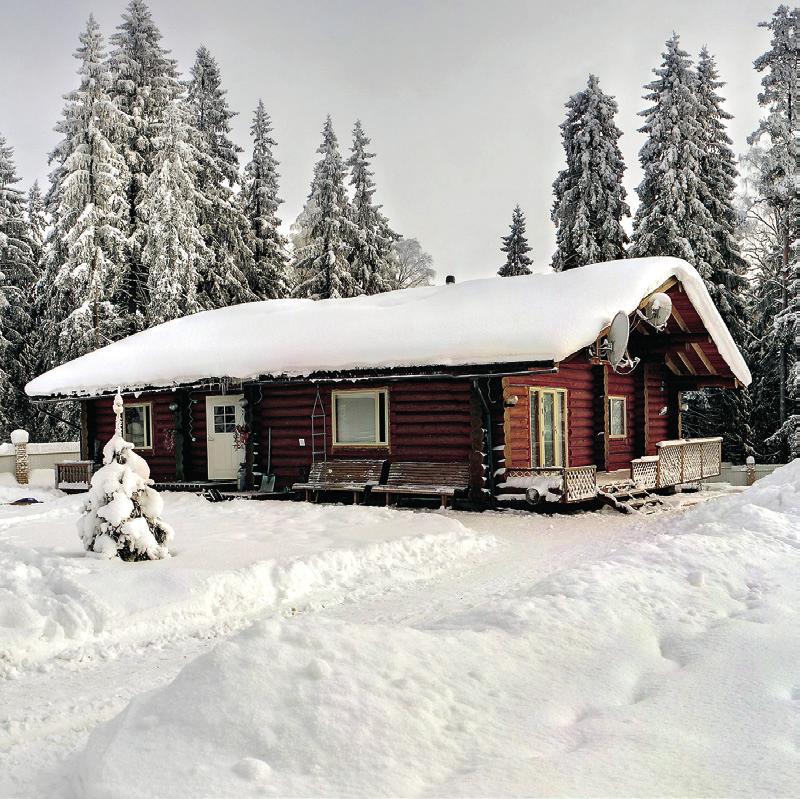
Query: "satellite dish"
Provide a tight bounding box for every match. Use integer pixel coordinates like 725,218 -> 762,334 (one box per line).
642,292 -> 672,330
607,311 -> 630,369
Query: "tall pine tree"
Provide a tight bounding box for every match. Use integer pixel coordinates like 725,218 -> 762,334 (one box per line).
346,120 -> 397,295
186,45 -> 254,310
681,47 -> 754,460
141,103 -> 205,325
292,116 -> 355,299
498,205 -> 533,276
43,15 -> 130,364
242,99 -> 289,299
109,0 -> 182,327
747,5 -> 799,459
551,75 -> 629,271
26,181 -> 46,266
630,35 -> 717,269
0,134 -> 37,439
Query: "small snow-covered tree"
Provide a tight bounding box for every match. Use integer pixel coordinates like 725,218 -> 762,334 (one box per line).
551,75 -> 629,271
141,103 -> 205,325
44,15 -> 130,364
79,393 -> 174,561
242,100 -> 290,299
187,46 -> 254,310
0,134 -> 37,439
746,5 -> 799,458
387,238 -> 435,289
498,205 -> 533,276
346,120 -> 398,295
292,116 -> 355,299
26,181 -> 46,266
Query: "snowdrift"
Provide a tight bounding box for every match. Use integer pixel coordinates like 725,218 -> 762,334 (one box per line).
74,463 -> 800,798
0,495 -> 494,675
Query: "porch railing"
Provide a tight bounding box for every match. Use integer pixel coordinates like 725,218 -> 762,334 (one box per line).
632,438 -> 722,489
503,465 -> 597,503
55,460 -> 95,490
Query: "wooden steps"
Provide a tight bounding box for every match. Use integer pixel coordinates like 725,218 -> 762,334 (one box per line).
597,480 -> 670,515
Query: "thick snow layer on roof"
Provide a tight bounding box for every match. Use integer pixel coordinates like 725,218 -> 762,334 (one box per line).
26,257 -> 750,398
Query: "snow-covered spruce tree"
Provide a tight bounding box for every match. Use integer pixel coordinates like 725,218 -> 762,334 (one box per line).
680,48 -> 754,461
141,103 -> 205,325
187,46 -> 254,310
108,0 -> 182,328
346,120 -> 398,295
242,99 -> 290,299
551,75 -> 629,271
630,35 -> 717,268
498,205 -> 533,276
292,116 -> 355,299
0,134 -> 37,439
746,5 -> 800,459
79,393 -> 173,561
42,15 -> 130,366
26,181 -> 46,266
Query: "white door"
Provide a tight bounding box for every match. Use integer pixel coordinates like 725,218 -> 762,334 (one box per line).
206,395 -> 246,480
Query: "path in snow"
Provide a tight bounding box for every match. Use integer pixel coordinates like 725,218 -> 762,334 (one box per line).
1,504 -> 650,797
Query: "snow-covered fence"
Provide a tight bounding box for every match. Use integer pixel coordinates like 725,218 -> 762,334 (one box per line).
0,439 -> 80,482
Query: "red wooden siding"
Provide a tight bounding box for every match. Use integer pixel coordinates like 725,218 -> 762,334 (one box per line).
643,362 -> 673,455
605,368 -> 636,472
89,391 -> 181,482
501,361 -> 597,469
254,380 -> 479,491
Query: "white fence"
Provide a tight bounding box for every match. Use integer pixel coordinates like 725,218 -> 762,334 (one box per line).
705,462 -> 782,487
0,440 -> 80,480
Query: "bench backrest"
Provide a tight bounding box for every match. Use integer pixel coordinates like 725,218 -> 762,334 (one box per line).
385,461 -> 471,489
306,459 -> 386,485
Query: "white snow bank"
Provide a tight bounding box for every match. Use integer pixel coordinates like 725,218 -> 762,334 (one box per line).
26,257 -> 751,398
0,495 -> 494,675
75,462 -> 800,798
0,441 -> 79,456
0,471 -> 63,502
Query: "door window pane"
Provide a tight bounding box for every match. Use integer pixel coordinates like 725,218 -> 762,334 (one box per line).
530,389 -> 567,468
541,392 -> 556,467
213,405 -> 237,433
609,397 -> 626,437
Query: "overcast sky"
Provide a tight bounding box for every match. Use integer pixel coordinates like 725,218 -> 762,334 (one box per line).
0,0 -> 779,282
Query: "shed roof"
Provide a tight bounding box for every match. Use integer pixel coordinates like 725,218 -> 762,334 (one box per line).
26,256 -> 751,398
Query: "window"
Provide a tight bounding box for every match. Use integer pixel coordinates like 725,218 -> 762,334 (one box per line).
123,403 -> 153,449
530,388 -> 567,467
332,389 -> 388,446
608,396 -> 627,438
213,404 -> 237,433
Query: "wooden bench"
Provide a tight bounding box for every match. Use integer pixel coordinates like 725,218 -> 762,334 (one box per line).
55,460 -> 95,492
293,459 -> 386,504
370,462 -> 471,508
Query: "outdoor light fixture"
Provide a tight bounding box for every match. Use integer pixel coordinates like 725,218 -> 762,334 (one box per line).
168,401 -> 179,412
238,397 -> 249,408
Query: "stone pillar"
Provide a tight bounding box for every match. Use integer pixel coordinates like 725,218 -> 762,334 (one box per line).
11,429 -> 30,485
745,456 -> 756,487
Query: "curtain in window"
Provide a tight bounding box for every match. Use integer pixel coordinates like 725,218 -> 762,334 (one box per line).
336,395 -> 377,444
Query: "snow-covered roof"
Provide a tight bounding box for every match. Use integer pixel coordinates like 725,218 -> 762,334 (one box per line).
26,257 -> 751,398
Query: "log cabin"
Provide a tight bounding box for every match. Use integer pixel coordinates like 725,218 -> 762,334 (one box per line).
26,257 -> 751,507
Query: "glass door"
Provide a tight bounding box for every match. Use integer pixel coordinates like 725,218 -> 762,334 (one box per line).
530,388 -> 567,468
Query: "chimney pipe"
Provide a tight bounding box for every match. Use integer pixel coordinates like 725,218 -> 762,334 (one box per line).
445,275 -> 455,285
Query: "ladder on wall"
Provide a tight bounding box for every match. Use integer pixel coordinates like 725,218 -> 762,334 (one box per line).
311,386 -> 327,464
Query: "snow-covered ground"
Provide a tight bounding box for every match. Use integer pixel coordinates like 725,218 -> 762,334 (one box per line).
1,471 -> 798,797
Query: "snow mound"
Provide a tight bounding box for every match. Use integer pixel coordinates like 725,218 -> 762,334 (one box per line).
0,496 -> 494,675
26,257 -> 750,398
74,462 -> 800,798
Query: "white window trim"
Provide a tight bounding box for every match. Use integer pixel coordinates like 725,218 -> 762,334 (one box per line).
332,388 -> 389,447
608,396 -> 627,439
123,401 -> 154,450
529,387 -> 568,468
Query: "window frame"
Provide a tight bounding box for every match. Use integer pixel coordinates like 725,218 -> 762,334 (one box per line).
123,401 -> 154,450
607,395 -> 627,439
529,387 -> 568,468
331,388 -> 389,448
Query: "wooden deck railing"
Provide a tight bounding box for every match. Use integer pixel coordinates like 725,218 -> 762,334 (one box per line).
633,438 -> 723,489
